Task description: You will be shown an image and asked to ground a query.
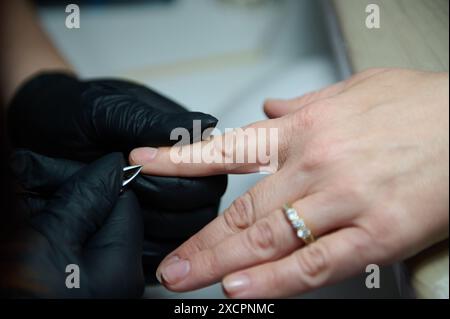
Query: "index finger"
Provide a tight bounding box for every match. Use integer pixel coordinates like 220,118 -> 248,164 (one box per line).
129,119 -> 283,177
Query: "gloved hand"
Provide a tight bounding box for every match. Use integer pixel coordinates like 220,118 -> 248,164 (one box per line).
6,153 -> 144,298
7,73 -> 228,281
7,72 -> 218,161
11,149 -> 221,283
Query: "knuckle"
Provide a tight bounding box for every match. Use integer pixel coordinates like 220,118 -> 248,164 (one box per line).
349,228 -> 374,261
294,242 -> 330,286
358,217 -> 396,263
367,214 -> 395,249
291,106 -> 317,131
246,219 -> 277,255
199,251 -> 220,281
265,265 -> 284,295
182,235 -> 207,257
213,134 -> 230,160
297,91 -> 321,105
311,98 -> 335,110
299,139 -> 334,171
223,193 -> 256,232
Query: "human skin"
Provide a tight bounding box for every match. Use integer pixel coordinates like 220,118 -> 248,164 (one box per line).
130,68 -> 449,298
0,0 -> 73,105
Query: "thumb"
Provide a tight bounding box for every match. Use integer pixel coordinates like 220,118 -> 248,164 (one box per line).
30,153 -> 125,246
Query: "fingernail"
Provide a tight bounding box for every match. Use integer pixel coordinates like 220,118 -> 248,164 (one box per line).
159,259 -> 191,285
156,255 -> 180,283
131,147 -> 158,164
223,274 -> 250,296
162,255 -> 180,266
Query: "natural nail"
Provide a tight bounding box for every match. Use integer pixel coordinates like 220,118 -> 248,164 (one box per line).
223,274 -> 250,296
131,147 -> 158,164
159,259 -> 191,285
156,256 -> 180,283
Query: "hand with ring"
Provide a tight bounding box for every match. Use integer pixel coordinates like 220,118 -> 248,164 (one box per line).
130,69 -> 449,298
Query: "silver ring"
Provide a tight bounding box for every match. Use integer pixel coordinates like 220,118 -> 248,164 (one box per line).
283,204 -> 315,244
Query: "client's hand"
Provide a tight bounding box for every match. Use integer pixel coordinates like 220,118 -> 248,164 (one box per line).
6,153 -> 144,298
130,69 -> 449,298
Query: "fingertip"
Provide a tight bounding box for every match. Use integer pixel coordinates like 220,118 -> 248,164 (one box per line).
129,147 -> 159,166
128,149 -> 138,166
264,98 -> 285,106
263,99 -> 286,119
181,112 -> 219,142
196,112 -> 218,128
222,273 -> 251,299
169,111 -> 218,130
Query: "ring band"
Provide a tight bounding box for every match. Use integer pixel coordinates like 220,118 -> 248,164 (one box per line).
283,204 -> 315,245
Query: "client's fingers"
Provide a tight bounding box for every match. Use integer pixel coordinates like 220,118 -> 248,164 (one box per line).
130,119 -> 284,176
157,193 -> 357,291
264,81 -> 346,118
264,68 -> 387,118
222,227 -> 374,298
157,168 -> 297,269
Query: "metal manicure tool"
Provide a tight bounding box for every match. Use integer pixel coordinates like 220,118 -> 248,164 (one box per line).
15,165 -> 143,196
122,165 -> 143,188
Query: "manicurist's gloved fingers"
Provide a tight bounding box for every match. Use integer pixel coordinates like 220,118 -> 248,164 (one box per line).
83,191 -> 145,298
83,80 -> 219,148
85,79 -> 188,114
96,105 -> 219,151
8,73 -> 221,161
30,153 -> 125,246
10,149 -> 83,193
18,196 -> 48,216
10,149 -> 227,210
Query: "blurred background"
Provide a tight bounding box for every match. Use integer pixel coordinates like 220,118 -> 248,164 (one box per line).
35,0 -> 399,298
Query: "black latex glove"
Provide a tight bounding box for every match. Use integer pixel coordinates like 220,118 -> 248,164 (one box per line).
7,73 -> 228,280
11,149 -> 220,282
7,153 -> 144,298
12,148 -> 221,241
8,72 -> 218,161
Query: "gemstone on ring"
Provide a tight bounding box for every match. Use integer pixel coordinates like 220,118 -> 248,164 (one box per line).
297,228 -> 311,239
283,204 -> 315,244
286,208 -> 298,221
292,218 -> 305,228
